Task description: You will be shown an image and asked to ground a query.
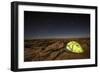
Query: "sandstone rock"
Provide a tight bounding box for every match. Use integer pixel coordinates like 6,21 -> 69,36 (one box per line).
43,41 -> 64,52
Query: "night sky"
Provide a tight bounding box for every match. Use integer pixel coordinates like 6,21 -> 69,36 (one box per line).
24,11 -> 90,39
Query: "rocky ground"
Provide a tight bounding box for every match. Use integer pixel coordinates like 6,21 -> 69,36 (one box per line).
24,38 -> 90,62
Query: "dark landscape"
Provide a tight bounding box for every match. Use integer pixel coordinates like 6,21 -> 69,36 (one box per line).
24,38 -> 90,62
24,11 -> 90,62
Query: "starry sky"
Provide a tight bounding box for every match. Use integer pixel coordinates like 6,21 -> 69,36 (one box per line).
24,11 -> 90,39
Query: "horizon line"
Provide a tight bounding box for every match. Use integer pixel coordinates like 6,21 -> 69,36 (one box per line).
24,36 -> 90,40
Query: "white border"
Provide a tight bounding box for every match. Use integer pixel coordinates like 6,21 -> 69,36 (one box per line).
18,5 -> 96,68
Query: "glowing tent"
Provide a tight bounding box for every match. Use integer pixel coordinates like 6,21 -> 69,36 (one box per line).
66,41 -> 84,53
